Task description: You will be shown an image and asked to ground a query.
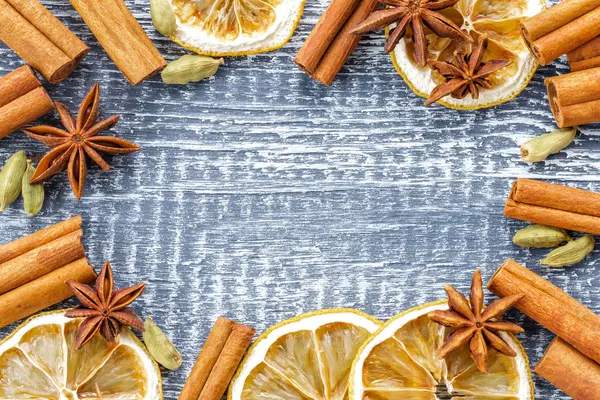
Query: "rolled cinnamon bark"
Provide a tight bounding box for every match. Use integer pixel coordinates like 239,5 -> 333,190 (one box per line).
487,259 -> 600,365
0,216 -> 82,264
69,0 -> 166,85
0,65 -> 41,108
535,338 -> 600,400
520,0 -> 600,65
294,0 -> 362,75
0,86 -> 54,139
0,0 -> 84,83
569,55 -> 600,71
179,317 -> 255,400
0,229 -> 85,295
568,35 -> 600,61
0,258 -> 96,329
6,0 -> 88,66
545,67 -> 600,127
312,0 -> 380,86
505,179 -> 600,235
179,317 -> 234,400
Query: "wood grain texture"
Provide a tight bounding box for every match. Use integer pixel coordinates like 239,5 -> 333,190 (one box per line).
0,0 -> 599,398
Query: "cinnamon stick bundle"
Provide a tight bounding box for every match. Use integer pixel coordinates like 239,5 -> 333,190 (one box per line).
179,317 -> 255,400
487,259 -> 600,365
0,216 -> 94,328
69,0 -> 166,85
0,258 -> 96,328
535,338 -> 600,399
0,0 -> 88,83
520,0 -> 600,65
295,0 -> 379,85
545,67 -> 600,127
0,66 -> 54,139
505,178 -> 600,234
567,35 -> 600,71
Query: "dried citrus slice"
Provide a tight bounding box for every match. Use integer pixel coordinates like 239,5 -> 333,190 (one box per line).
169,0 -> 305,56
349,301 -> 533,400
0,310 -> 162,399
229,309 -> 381,400
390,0 -> 545,109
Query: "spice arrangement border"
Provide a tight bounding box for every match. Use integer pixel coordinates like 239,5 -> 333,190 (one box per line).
1,0 -> 600,398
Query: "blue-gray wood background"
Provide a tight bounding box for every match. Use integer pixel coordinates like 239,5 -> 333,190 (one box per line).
1,0 -> 598,398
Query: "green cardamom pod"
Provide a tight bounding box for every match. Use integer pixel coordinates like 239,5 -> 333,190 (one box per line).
512,224 -> 572,248
540,235 -> 595,267
0,151 -> 27,212
21,160 -> 44,217
151,0 -> 177,37
143,318 -> 182,370
520,127 -> 577,163
161,55 -> 224,85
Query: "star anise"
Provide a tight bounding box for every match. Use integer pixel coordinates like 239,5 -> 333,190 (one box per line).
350,0 -> 472,66
428,269 -> 524,373
425,34 -> 512,105
23,83 -> 140,200
65,261 -> 145,349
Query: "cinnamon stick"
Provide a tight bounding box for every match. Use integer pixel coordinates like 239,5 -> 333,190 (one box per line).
299,0 -> 379,85
0,216 -> 82,264
69,0 -> 166,85
0,229 -> 85,296
0,65 -> 41,108
487,259 -> 600,365
505,178 -> 600,234
0,258 -> 96,329
535,338 -> 600,400
0,86 -> 54,140
567,35 -> 600,70
545,67 -> 600,127
179,317 -> 255,400
520,0 -> 600,65
0,0 -> 87,83
294,0 -> 362,75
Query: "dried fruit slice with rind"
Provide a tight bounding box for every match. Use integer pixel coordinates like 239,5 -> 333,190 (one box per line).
0,310 -> 162,399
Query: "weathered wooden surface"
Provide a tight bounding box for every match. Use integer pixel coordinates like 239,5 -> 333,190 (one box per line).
0,0 -> 598,398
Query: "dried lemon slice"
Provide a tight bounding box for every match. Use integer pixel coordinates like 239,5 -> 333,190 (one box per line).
229,309 -> 381,400
349,301 -> 533,400
169,0 -> 305,56
0,310 -> 162,399
391,0 -> 545,109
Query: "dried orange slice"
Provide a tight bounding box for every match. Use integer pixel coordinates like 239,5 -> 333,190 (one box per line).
0,310 -> 162,399
169,0 -> 305,56
229,309 -> 381,400
349,301 -> 534,400
391,0 -> 545,109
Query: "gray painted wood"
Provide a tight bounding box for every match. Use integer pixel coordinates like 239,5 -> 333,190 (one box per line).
0,0 -> 598,398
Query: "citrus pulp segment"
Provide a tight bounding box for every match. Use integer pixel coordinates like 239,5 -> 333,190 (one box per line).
229,309 -> 381,400
169,0 -> 306,56
0,310 -> 162,399
390,0 -> 545,109
350,301 -> 533,400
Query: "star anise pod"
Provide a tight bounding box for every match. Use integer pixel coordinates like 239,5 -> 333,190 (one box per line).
23,83 -> 140,200
428,269 -> 524,373
65,261 -> 145,349
425,34 -> 512,105
350,0 -> 472,66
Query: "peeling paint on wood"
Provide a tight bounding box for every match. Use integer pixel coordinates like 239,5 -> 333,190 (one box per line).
0,0 -> 599,398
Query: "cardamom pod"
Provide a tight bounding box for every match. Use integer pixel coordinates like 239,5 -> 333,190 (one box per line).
520,127 -> 577,163
0,151 -> 27,211
21,160 -> 44,217
540,235 -> 595,267
161,55 -> 224,85
143,318 -> 182,370
512,224 -> 572,248
150,0 -> 177,37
